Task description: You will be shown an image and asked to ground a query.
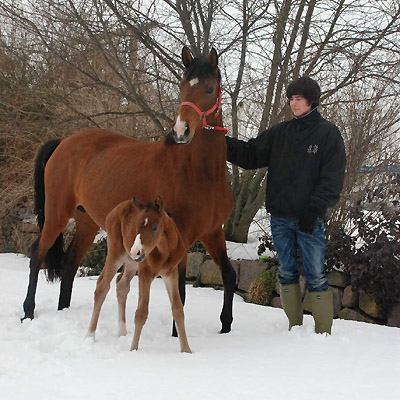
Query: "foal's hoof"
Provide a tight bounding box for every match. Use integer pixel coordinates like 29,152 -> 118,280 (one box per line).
182,348 -> 192,354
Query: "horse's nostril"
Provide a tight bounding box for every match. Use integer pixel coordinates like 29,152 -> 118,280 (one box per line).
184,125 -> 190,136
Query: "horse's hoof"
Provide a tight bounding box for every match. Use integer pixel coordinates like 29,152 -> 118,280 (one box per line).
219,326 -> 231,334
20,314 -> 34,323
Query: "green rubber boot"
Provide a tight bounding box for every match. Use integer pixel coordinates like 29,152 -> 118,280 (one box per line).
309,290 -> 333,334
280,283 -> 303,330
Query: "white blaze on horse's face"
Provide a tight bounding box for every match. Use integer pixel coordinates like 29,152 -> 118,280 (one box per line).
130,234 -> 144,262
189,78 -> 199,87
172,115 -> 191,144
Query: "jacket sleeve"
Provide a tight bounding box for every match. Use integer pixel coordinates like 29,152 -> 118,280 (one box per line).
226,129 -> 272,169
309,126 -> 346,216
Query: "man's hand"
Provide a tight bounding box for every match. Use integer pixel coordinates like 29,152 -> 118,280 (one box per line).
298,208 -> 318,234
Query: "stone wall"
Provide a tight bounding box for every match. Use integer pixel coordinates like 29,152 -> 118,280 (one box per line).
187,252 -> 400,328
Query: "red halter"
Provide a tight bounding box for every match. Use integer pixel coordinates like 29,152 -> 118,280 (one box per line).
180,87 -> 228,134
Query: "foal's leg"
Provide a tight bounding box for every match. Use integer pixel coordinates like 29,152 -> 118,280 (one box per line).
116,259 -> 138,337
87,251 -> 122,337
172,254 -> 187,337
58,212 -> 99,310
131,264 -> 155,351
163,268 -> 192,353
201,228 -> 237,333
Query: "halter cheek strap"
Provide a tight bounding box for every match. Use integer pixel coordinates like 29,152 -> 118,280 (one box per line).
180,88 -> 228,134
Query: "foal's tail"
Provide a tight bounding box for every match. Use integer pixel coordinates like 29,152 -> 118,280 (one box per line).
34,138 -> 64,282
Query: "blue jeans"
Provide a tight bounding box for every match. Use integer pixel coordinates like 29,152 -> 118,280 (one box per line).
270,216 -> 328,292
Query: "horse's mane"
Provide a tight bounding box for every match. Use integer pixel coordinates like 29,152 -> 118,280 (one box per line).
164,132 -> 176,146
184,56 -> 221,82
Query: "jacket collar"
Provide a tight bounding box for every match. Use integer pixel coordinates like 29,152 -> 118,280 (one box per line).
292,108 -> 322,128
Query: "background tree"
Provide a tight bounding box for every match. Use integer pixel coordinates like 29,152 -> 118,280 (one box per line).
0,0 -> 399,250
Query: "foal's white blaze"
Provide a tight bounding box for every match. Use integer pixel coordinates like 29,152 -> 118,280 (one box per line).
173,115 -> 188,139
144,218 -> 148,227
130,234 -> 143,259
189,78 -> 199,87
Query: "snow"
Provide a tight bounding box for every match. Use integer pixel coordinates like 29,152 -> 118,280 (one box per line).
1,253 -> 399,400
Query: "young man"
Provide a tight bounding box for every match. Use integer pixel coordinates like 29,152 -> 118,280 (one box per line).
226,77 -> 346,334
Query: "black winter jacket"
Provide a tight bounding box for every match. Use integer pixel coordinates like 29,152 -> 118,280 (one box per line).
226,109 -> 346,220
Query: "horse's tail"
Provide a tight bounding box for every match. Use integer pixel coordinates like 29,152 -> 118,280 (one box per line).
33,138 -> 64,282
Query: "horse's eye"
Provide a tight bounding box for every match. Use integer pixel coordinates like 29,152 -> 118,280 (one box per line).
206,87 -> 213,94
152,224 -> 158,232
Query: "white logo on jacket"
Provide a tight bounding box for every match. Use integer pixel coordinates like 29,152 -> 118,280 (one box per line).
307,144 -> 318,154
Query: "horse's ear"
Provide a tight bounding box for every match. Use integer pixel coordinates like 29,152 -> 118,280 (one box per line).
132,196 -> 141,209
182,46 -> 193,68
207,48 -> 218,68
154,196 -> 164,213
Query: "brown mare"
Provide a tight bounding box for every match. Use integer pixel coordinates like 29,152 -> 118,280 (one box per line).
87,196 -> 191,353
22,46 -> 236,334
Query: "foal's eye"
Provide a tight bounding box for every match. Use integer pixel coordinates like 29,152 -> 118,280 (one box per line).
206,87 -> 214,94
152,224 -> 158,232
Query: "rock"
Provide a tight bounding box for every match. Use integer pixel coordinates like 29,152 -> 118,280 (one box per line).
186,252 -> 205,280
231,260 -> 240,284
327,270 -> 350,288
198,259 -> 239,287
275,280 -> 281,295
337,308 -> 375,324
21,221 -> 37,234
20,233 -> 37,256
270,296 -> 282,308
237,260 -> 266,292
199,260 -> 222,286
359,291 -> 385,319
387,303 -> 400,328
342,285 -> 358,308
330,287 -> 344,318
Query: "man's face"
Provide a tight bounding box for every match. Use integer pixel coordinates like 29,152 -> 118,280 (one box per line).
289,95 -> 312,117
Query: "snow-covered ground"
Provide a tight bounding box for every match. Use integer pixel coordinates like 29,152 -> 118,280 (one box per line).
1,253 -> 399,400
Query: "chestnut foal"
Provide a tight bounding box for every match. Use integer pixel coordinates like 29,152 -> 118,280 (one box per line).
87,197 -> 191,353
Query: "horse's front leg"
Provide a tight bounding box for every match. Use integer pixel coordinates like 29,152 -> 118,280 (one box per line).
130,264 -> 154,351
116,259 -> 138,337
163,268 -> 192,353
200,228 -> 237,333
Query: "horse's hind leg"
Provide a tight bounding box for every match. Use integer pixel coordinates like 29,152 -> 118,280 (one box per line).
22,215 -> 71,320
163,268 -> 192,353
200,228 -> 237,333
116,259 -> 138,336
22,239 -> 43,321
58,211 -> 99,310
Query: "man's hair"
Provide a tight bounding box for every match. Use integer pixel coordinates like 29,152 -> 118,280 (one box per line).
286,76 -> 321,108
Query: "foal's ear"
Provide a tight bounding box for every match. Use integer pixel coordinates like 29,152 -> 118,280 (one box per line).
132,196 -> 141,210
154,196 -> 164,213
207,48 -> 218,68
182,46 -> 193,68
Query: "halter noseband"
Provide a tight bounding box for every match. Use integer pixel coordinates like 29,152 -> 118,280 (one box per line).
180,87 -> 228,134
